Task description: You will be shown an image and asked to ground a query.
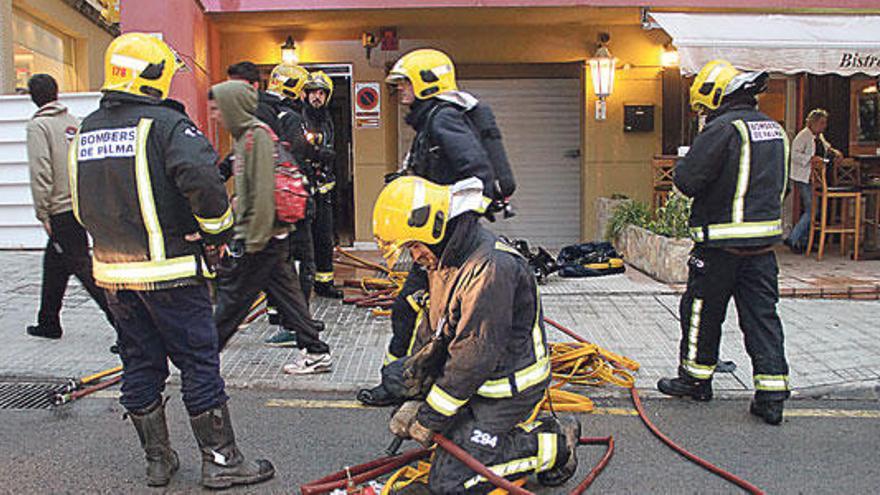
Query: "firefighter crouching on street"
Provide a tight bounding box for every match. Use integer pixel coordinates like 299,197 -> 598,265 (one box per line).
358,48 -> 496,407
70,33 -> 274,488
657,59 -> 792,425
375,176 -> 580,493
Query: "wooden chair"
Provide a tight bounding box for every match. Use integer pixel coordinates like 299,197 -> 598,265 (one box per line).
652,156 -> 676,211
842,157 -> 880,246
807,159 -> 861,261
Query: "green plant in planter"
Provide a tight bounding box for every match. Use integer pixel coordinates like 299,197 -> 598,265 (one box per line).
605,200 -> 651,240
648,192 -> 692,239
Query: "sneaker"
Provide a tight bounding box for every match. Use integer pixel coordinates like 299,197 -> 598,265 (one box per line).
264,329 -> 298,348
750,399 -> 784,425
26,324 -> 62,339
657,376 -> 713,401
282,350 -> 332,375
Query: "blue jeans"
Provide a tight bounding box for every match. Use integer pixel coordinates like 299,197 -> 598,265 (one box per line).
788,181 -> 812,248
106,285 -> 228,415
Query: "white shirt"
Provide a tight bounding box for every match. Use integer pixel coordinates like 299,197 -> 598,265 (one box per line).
790,127 -> 831,183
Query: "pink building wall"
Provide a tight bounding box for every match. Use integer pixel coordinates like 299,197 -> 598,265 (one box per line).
120,0 -> 211,129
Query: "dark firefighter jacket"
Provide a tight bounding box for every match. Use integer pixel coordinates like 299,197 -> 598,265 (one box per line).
280,104 -> 336,193
405,98 -> 495,195
674,101 -> 790,248
70,91 -> 233,291
416,217 -> 551,432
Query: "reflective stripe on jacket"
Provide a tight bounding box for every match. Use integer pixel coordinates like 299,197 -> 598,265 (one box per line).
674,102 -> 789,248
71,92 -> 232,290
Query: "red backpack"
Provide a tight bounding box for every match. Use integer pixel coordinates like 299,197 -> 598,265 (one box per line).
247,123 -> 310,225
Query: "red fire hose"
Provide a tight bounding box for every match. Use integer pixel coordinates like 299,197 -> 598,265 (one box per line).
543,316 -> 764,495
53,375 -> 123,406
300,447 -> 432,495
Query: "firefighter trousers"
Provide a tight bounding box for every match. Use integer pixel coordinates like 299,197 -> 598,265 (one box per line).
312,189 -> 336,285
387,265 -> 429,362
106,284 -> 228,415
214,238 -> 328,353
428,389 -> 569,494
678,246 -> 791,400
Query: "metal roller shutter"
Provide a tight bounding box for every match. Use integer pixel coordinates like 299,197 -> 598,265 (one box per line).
398,78 -> 582,248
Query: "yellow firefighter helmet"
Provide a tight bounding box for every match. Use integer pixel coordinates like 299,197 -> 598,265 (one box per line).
268,64 -> 308,99
385,49 -> 457,100
690,59 -> 768,113
303,71 -> 334,102
373,176 -> 487,266
103,33 -> 184,99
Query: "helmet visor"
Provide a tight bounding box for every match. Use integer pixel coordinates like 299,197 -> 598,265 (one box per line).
376,237 -> 404,269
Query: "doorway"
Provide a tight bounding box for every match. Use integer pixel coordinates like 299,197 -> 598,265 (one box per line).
258,63 -> 355,246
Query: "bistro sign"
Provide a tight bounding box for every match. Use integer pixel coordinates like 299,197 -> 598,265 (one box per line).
839,52 -> 880,70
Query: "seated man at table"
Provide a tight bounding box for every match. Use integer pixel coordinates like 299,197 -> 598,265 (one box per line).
786,108 -> 842,254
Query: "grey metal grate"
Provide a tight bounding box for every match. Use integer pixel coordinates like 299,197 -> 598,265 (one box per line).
0,380 -> 67,410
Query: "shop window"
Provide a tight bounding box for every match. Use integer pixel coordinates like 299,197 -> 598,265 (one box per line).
13,10 -> 76,93
849,78 -> 880,154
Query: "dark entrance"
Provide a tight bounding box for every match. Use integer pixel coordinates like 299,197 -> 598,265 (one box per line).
257,63 -> 355,246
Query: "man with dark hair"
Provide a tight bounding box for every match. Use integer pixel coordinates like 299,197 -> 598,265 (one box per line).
226,61 -> 281,135
24,73 -> 116,340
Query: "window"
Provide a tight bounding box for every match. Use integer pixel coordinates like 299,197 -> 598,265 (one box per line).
849,78 -> 880,154
13,10 -> 76,93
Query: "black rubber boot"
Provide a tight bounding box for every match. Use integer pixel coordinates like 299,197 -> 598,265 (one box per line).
314,281 -> 343,299
537,416 -> 581,487
190,403 -> 275,489
26,324 -> 62,339
750,399 -> 784,425
128,399 -> 179,487
356,383 -> 401,407
657,376 -> 713,401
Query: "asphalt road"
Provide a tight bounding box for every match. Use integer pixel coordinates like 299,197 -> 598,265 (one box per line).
0,387 -> 878,494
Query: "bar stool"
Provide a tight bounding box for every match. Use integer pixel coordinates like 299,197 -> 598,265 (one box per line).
807,159 -> 861,261
652,156 -> 676,211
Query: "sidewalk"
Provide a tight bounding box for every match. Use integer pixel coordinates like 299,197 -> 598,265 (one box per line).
1,251 -> 878,399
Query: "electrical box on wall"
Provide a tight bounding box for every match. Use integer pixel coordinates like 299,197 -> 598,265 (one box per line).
624,105 -> 654,132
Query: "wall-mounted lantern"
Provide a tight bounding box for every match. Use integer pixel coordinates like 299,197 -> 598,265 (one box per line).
588,33 -> 616,121
281,36 -> 298,65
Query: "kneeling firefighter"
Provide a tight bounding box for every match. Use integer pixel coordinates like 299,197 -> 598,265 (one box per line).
657,59 -> 792,425
72,33 -> 273,488
374,176 -> 580,493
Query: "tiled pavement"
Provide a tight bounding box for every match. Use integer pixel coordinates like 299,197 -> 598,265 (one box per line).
1,251 -> 879,398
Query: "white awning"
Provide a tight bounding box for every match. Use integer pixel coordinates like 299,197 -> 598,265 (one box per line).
652,13 -> 880,76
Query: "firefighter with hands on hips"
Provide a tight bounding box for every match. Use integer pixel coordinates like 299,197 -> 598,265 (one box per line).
283,70 -> 343,299
69,33 -> 274,488
375,176 -> 580,493
657,59 -> 792,425
358,48 -> 497,407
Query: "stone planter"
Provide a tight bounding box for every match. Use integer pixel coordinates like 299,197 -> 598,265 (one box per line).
615,224 -> 693,284
595,197 -> 632,241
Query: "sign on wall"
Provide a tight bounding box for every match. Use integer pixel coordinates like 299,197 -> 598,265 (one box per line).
355,82 -> 381,129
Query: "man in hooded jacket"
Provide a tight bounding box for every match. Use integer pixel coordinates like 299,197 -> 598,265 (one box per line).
210,80 -> 332,374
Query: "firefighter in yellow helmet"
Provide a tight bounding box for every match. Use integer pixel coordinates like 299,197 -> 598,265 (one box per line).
657,59 -> 792,425
71,32 -> 274,488
281,70 -> 343,301
375,176 -> 581,492
357,48 -> 501,407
